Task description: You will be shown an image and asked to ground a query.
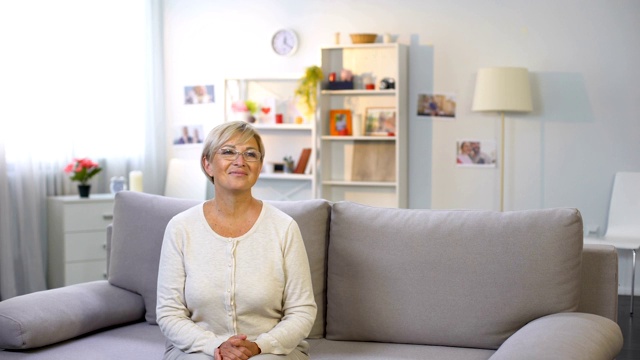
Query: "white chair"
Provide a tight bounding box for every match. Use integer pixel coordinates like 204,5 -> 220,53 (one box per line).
584,172 -> 640,316
164,158 -> 208,201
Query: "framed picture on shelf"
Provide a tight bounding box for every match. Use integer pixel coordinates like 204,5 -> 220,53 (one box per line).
329,109 -> 352,136
364,107 -> 396,136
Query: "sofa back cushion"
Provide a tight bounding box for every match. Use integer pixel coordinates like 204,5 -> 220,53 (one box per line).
108,191 -> 330,338
264,200 -> 331,338
325,202 -> 583,350
109,192 -> 200,324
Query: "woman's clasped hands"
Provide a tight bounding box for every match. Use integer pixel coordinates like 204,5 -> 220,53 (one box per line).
215,334 -> 261,360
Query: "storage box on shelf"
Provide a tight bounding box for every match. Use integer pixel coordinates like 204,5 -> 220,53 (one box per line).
47,194 -> 115,288
224,78 -> 317,201
319,43 -> 408,208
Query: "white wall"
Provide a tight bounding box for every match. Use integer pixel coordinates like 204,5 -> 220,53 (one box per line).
164,0 -> 640,292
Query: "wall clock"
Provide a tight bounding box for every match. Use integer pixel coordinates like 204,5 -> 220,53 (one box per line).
271,29 -> 299,56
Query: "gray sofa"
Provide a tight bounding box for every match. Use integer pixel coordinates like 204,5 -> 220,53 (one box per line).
0,191 -> 623,359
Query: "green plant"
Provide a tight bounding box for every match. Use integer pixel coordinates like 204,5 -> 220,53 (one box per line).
283,156 -> 295,172
295,65 -> 323,119
244,100 -> 258,115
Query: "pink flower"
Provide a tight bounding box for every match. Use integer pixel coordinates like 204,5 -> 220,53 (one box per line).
64,158 -> 103,185
231,101 -> 248,112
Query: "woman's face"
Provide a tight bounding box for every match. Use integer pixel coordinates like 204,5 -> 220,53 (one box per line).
204,134 -> 262,193
461,142 -> 472,154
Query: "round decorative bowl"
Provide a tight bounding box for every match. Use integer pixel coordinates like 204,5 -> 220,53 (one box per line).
350,33 -> 377,44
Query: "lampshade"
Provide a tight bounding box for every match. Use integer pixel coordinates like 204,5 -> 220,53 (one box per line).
472,67 -> 532,113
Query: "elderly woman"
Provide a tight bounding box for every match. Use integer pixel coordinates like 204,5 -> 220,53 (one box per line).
157,121 -> 317,360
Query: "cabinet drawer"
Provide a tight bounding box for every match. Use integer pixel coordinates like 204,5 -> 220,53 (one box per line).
63,202 -> 114,232
64,260 -> 107,286
65,232 -> 107,262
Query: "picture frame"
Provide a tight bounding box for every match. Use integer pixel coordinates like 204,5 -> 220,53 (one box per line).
184,85 -> 214,104
417,93 -> 456,118
329,109 -> 352,136
456,139 -> 497,167
364,107 -> 396,136
173,124 -> 205,145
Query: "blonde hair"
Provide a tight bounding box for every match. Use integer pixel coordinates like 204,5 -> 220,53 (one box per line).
200,121 -> 265,184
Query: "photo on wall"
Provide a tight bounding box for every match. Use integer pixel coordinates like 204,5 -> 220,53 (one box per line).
184,85 -> 214,104
174,124 -> 205,145
417,93 -> 456,118
456,139 -> 496,167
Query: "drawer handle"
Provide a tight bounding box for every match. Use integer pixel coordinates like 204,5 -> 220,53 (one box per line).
103,214 -> 113,220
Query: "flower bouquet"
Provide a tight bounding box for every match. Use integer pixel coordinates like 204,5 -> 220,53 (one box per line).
64,158 -> 102,197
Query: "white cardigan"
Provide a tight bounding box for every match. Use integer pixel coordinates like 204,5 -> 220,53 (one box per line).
156,202 -> 317,356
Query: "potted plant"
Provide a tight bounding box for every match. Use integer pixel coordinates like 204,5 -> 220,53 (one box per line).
295,65 -> 323,121
283,156 -> 295,173
64,158 -> 102,198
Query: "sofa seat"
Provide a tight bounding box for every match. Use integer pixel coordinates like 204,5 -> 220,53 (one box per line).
307,339 -> 495,360
0,322 -> 165,360
0,324 -> 496,360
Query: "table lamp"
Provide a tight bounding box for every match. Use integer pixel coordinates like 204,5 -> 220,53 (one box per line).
472,67 -> 533,211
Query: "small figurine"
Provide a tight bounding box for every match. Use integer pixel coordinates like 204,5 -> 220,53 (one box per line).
340,69 -> 353,82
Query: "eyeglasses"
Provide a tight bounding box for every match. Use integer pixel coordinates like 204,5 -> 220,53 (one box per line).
216,147 -> 262,162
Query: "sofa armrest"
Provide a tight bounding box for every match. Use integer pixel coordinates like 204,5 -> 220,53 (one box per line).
579,244 -> 618,321
0,280 -> 145,350
490,312 -> 622,360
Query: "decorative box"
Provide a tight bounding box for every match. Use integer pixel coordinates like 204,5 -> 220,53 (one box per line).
327,81 -> 354,90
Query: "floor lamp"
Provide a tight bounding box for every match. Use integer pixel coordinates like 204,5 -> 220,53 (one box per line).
472,67 -> 533,212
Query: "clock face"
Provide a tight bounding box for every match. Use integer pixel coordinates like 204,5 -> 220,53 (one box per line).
272,29 -> 298,56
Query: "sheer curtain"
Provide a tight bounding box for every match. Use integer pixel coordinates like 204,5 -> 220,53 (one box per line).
0,0 -> 165,300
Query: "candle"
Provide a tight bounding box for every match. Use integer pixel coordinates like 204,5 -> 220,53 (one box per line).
129,170 -> 143,192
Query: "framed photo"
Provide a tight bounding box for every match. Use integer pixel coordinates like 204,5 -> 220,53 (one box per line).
364,107 -> 396,136
329,109 -> 352,136
417,93 -> 456,118
173,124 -> 205,145
456,139 -> 496,167
184,85 -> 214,104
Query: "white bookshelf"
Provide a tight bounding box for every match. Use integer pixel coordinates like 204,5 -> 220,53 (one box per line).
318,43 -> 408,208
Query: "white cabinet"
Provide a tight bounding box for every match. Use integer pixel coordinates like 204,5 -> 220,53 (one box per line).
47,194 -> 114,288
319,43 -> 408,208
224,78 -> 317,201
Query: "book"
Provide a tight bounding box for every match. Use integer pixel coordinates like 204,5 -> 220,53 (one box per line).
343,143 -> 354,181
294,148 -> 312,174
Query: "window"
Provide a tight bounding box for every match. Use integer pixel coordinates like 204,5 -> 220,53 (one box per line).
0,0 -> 150,162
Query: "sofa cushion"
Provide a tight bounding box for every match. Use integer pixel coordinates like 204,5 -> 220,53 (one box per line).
0,281 -> 144,350
108,192 -> 200,324
109,191 -> 330,338
265,200 -> 331,338
326,202 -> 583,350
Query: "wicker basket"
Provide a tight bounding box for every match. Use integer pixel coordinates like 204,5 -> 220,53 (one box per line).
350,33 -> 377,44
